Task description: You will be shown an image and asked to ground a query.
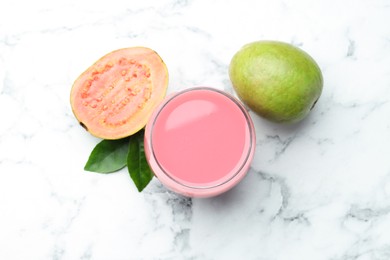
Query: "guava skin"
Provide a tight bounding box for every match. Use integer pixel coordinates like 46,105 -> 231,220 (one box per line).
229,41 -> 323,123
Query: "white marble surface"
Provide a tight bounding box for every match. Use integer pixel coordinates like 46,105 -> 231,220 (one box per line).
1,0 -> 390,259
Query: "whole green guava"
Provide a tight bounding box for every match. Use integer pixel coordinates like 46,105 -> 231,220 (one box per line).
229,41 -> 323,123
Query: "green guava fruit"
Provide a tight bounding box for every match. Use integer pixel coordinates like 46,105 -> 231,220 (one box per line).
229,41 -> 323,123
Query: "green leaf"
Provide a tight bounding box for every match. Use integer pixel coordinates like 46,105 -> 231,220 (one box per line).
127,129 -> 154,192
84,138 -> 129,173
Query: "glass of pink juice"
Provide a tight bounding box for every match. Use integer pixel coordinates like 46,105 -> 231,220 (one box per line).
144,87 -> 256,197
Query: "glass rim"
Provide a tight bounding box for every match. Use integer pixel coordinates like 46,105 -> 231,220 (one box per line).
148,87 -> 255,190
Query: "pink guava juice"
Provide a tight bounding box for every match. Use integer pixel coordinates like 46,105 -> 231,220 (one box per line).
144,87 -> 256,197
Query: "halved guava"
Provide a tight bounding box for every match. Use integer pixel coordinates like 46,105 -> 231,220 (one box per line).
70,47 -> 169,139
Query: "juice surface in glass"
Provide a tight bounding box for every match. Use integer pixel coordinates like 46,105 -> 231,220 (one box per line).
151,88 -> 251,188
